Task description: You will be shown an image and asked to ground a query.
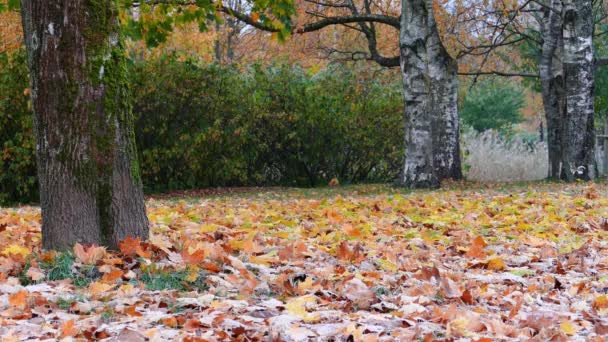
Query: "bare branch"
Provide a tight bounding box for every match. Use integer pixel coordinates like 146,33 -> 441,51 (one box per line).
458,70 -> 539,78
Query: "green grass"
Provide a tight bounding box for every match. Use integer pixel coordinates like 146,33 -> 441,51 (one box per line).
140,268 -> 208,292
41,252 -> 98,287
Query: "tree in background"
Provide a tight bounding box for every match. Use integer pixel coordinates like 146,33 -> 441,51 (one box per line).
450,0 -> 608,181
461,78 -> 525,134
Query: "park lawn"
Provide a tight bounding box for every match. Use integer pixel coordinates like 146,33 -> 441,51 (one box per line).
1,182 -> 608,340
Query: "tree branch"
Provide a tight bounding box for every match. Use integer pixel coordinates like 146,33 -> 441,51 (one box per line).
458,70 -> 539,78
298,14 -> 400,32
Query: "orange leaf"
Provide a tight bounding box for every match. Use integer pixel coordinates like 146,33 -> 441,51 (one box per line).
9,290 -> 28,310
183,318 -> 202,330
119,237 -> 142,256
162,316 -> 178,327
201,261 -> 221,273
101,269 -> 123,283
182,249 -> 206,265
124,305 -> 143,317
593,295 -> 608,310
466,236 -> 487,259
60,319 -> 78,338
344,224 -> 363,238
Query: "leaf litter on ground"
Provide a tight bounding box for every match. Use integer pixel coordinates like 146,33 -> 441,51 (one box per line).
1,182 -> 608,340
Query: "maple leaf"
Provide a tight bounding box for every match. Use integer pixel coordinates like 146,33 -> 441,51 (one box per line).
119,236 -> 142,256
487,257 -> 506,270
181,248 -> 206,265
8,290 -> 28,310
59,319 -> 78,338
88,281 -> 115,296
124,305 -> 143,317
119,236 -> 151,258
25,267 -> 45,281
73,243 -> 106,265
101,268 -> 123,283
465,236 -> 487,258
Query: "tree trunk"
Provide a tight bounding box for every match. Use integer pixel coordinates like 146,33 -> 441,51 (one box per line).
560,0 -> 596,180
399,0 -> 460,187
539,0 -> 564,179
431,48 -> 462,181
20,0 -> 149,250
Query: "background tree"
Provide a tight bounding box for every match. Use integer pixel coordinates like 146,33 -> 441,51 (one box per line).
461,78 -> 525,133
450,0 -> 608,180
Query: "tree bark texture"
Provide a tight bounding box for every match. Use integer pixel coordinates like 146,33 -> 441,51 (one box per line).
539,0 -> 596,180
561,0 -> 596,180
20,0 -> 149,250
399,0 -> 461,188
539,0 -> 565,179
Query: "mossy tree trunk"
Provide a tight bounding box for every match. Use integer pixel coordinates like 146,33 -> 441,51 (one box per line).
20,0 -> 149,250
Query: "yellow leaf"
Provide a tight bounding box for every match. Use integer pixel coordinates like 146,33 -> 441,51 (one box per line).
560,321 -> 578,335
297,277 -> 314,291
184,269 -> 199,282
376,258 -> 398,272
88,281 -> 115,295
2,245 -> 30,258
286,295 -> 319,322
487,257 -> 506,271
199,224 -> 218,233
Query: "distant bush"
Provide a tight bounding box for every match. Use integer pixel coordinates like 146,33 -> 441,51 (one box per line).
462,129 -> 547,182
460,78 -> 525,134
131,56 -> 404,191
0,50 -> 38,205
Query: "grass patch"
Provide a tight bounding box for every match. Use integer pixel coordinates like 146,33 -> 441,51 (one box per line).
140,268 -> 208,292
41,252 -> 99,287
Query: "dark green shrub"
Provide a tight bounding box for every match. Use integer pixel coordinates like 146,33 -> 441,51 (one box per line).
0,50 -> 38,205
0,52 -> 404,202
132,56 -> 403,190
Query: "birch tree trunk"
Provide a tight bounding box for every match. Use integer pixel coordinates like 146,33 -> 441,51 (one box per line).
539,0 -> 565,179
20,0 -> 149,250
399,0 -> 461,188
561,0 -> 596,180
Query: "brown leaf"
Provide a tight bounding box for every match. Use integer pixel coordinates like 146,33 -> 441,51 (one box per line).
460,288 -> 475,305
440,277 -> 463,298
465,236 -> 487,259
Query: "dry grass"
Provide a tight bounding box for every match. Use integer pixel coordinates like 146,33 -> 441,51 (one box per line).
462,131 -> 548,182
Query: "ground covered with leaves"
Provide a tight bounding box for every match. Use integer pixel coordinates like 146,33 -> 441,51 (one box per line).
2,183 -> 608,341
